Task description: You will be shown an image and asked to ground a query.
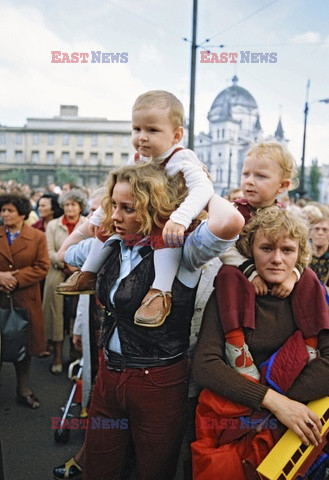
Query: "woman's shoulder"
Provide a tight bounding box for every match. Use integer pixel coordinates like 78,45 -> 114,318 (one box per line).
47,216 -> 63,229
21,223 -> 45,239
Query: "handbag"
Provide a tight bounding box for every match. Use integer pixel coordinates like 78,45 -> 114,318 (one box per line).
0,295 -> 29,362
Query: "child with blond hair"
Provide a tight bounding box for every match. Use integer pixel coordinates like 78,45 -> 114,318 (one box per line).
220,142 -> 318,379
56,90 -> 214,328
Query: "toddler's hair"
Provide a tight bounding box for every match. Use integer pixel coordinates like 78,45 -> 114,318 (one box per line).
132,90 -> 184,129
246,142 -> 299,191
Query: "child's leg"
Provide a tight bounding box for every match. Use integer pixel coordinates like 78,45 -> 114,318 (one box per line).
152,247 -> 183,291
134,247 -> 182,327
81,238 -> 111,273
56,238 -> 112,295
225,328 -> 260,380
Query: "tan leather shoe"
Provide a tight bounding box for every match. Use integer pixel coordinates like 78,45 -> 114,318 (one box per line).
56,271 -> 96,295
134,288 -> 172,327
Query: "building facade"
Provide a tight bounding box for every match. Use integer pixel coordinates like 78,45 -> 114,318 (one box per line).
0,105 -> 135,188
194,76 -> 287,195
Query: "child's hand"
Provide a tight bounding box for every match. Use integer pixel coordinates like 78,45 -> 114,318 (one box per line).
88,223 -> 100,237
271,272 -> 297,298
163,219 -> 186,247
251,275 -> 268,295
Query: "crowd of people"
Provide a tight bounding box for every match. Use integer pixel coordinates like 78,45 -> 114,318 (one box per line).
0,90 -> 329,480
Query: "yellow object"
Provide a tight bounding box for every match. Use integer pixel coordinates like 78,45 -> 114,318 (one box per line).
256,396 -> 329,480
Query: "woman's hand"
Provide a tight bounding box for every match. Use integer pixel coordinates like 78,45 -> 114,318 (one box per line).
0,270 -> 19,292
73,334 -> 82,353
262,389 -> 322,447
88,223 -> 99,237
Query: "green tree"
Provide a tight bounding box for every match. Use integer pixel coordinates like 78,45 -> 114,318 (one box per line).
309,159 -> 321,201
1,169 -> 28,184
55,169 -> 79,187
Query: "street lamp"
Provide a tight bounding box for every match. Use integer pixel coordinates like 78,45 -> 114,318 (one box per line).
298,79 -> 329,198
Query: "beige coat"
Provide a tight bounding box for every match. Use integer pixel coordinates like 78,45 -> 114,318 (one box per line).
0,224 -> 50,355
42,215 -> 86,342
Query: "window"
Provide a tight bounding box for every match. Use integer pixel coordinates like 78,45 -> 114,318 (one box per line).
105,153 -> 113,165
0,151 -> 6,162
32,151 -> 39,164
63,133 -> 69,146
48,133 -> 54,145
15,151 -> 23,164
90,153 -> 98,165
121,153 -> 129,163
33,133 -> 39,145
91,134 -> 97,146
122,136 -> 129,147
77,134 -> 83,147
107,135 -> 113,147
0,133 -> 5,145
16,132 -> 22,145
76,152 -> 83,165
47,151 -> 54,164
217,129 -> 220,139
222,129 -> 225,139
62,152 -> 69,165
32,175 -> 39,186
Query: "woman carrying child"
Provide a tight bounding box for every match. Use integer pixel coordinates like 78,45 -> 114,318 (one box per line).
192,207 -> 329,480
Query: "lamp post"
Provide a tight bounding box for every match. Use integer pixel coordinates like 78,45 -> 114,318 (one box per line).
298,79 -> 329,198
188,0 -> 198,150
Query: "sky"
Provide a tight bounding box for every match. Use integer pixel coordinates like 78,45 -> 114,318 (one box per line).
0,0 -> 328,167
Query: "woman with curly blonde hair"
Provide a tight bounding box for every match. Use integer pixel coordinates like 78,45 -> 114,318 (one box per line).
192,207 -> 329,480
60,162 -> 243,479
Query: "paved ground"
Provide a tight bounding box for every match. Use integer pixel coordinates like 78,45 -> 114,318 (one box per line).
0,337 -> 191,480
0,338 -> 84,480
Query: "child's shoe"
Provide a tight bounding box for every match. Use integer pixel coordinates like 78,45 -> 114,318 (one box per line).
134,288 -> 172,327
56,271 -> 96,295
225,342 -> 260,380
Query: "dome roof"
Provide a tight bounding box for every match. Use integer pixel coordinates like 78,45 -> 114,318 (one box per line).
210,76 -> 258,112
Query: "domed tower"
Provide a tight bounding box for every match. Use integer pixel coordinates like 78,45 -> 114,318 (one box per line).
195,76 -> 262,195
208,75 -> 260,141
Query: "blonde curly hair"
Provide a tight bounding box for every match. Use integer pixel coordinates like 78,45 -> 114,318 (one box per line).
237,206 -> 311,269
101,162 -> 201,237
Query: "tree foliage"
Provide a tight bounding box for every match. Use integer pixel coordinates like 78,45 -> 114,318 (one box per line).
309,160 -> 321,201
1,169 -> 28,184
55,169 -> 79,186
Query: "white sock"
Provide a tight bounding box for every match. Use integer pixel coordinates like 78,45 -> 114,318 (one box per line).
81,237 -> 112,273
152,247 -> 182,292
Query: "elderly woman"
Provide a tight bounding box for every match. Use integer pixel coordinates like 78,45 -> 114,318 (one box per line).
61,162 -> 244,479
32,193 -> 63,232
192,207 -> 329,480
0,194 -> 50,408
42,189 -> 87,374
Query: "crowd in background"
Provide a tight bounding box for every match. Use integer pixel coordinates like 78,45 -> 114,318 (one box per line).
0,175 -> 329,480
